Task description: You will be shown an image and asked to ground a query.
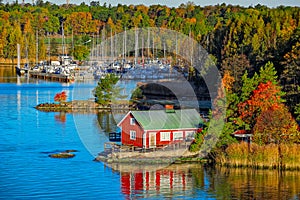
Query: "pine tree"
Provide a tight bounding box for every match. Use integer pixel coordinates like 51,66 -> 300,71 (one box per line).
93,74 -> 123,105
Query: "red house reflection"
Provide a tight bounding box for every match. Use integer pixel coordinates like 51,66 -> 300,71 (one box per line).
120,167 -> 194,198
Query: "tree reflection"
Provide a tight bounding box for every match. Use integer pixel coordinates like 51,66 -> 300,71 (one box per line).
54,112 -> 66,123
205,166 -> 300,199
97,112 -> 125,134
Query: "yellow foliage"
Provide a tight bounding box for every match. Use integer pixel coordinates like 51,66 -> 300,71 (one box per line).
222,70 -> 235,91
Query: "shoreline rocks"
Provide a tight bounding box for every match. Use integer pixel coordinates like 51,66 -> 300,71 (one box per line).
35,100 -> 131,112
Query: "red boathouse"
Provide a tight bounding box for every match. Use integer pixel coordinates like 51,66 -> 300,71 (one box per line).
117,108 -> 202,149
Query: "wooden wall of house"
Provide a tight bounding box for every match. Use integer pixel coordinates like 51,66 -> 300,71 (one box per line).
120,113 -> 144,147
145,128 -> 197,148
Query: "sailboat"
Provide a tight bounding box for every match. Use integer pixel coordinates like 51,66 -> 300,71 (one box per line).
15,44 -> 29,76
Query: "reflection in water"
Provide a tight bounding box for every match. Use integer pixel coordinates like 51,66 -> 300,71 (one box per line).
108,163 -> 205,199
106,163 -> 300,199
0,65 -> 30,83
55,112 -> 67,123
0,65 -> 16,82
206,167 -> 300,200
97,112 -> 126,134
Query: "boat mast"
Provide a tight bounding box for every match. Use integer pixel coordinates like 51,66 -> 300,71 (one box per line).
147,28 -> 150,60
163,42 -> 166,63
142,35 -> 144,67
152,33 -> 155,60
101,28 -> 105,62
36,30 -> 38,65
24,34 -> 29,66
135,28 -> 138,65
17,43 -> 20,69
92,33 -> 95,61
72,29 -> 74,59
62,21 -> 65,57
122,28 -> 125,61
48,32 -> 50,64
110,29 -> 113,64
124,27 -> 127,62
175,33 -> 177,65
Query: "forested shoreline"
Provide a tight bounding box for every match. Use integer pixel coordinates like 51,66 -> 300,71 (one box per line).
1,1 -> 300,164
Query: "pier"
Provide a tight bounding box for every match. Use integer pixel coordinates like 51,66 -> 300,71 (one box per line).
29,71 -> 74,83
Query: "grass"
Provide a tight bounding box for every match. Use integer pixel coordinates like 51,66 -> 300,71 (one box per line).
215,142 -> 300,170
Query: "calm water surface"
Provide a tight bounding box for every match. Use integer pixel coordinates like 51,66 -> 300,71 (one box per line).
1,66 -> 300,199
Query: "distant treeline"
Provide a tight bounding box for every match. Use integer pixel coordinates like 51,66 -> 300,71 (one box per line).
0,1 -> 299,106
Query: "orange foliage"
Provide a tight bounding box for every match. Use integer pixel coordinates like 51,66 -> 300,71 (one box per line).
136,5 -> 149,15
222,70 -> 235,91
238,81 -> 281,120
253,105 -> 299,143
212,83 -> 226,119
65,12 -> 96,34
190,17 -> 197,24
54,91 -> 67,103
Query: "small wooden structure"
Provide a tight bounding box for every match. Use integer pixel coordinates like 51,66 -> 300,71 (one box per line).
29,71 -> 74,83
232,130 -> 253,144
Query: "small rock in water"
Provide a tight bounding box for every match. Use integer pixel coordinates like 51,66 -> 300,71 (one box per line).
49,152 -> 75,158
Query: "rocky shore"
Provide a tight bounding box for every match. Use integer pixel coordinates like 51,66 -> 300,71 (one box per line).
94,145 -> 201,164
35,100 -> 131,112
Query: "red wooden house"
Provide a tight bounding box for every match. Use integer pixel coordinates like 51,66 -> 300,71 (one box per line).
117,108 -> 202,149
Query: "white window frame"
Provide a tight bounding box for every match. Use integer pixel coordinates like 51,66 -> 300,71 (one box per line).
130,118 -> 135,125
130,130 -> 136,140
186,131 -> 195,139
160,132 -> 170,141
173,131 -> 183,141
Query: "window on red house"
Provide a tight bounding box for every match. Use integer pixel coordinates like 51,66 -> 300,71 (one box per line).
173,131 -> 183,141
130,130 -> 136,140
130,118 -> 136,125
160,132 -> 170,141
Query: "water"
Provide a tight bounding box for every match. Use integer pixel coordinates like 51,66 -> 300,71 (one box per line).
1,65 -> 300,199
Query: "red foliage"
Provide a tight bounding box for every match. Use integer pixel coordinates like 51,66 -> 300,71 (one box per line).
54,91 -> 67,103
238,81 -> 281,120
253,105 -> 299,143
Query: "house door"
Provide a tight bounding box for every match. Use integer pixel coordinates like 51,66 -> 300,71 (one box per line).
149,132 -> 156,148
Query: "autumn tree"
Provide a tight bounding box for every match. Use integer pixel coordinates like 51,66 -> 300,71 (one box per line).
238,81 -> 283,127
253,105 -> 299,145
71,44 -> 89,61
54,91 -> 67,103
6,22 -> 23,63
237,63 -> 299,146
280,29 -> 300,111
253,105 -> 299,168
221,54 -> 251,92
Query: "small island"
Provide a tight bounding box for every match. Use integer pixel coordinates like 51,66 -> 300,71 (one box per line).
35,74 -> 132,113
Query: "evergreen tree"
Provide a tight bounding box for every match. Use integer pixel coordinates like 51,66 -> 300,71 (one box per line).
93,74 -> 124,105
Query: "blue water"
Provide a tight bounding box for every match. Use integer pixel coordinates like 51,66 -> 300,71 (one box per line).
0,79 -> 124,199
2,75 -> 299,199
0,78 -> 215,199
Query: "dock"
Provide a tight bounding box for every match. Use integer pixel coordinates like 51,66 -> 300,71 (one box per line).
29,71 -> 74,83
